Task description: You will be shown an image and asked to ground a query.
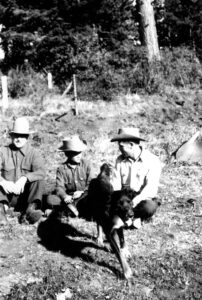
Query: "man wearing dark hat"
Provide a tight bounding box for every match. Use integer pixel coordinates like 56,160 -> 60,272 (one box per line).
111,127 -> 162,229
46,135 -> 94,218
0,117 -> 45,225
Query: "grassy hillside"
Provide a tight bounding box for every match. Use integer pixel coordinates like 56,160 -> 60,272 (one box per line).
0,90 -> 202,299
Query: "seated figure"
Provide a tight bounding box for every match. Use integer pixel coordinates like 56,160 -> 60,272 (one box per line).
46,135 -> 94,219
110,127 -> 162,228
0,117 -> 45,224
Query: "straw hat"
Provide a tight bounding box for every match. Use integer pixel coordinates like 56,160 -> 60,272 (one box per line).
10,117 -> 34,135
58,135 -> 87,152
111,127 -> 146,142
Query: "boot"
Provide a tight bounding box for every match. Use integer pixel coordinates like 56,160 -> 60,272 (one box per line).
0,202 -> 8,225
21,201 -> 43,224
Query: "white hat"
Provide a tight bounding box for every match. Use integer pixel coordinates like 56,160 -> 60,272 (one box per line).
10,117 -> 34,135
58,135 -> 87,152
111,127 -> 146,142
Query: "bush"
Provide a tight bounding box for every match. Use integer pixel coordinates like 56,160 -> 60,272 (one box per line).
6,66 -> 54,99
161,47 -> 202,87
3,46 -> 202,100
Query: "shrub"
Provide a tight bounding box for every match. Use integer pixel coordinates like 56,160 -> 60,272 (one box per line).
6,66 -> 55,99
3,46 -> 202,100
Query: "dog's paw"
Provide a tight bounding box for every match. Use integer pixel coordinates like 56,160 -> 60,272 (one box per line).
124,267 -> 133,279
121,247 -> 131,259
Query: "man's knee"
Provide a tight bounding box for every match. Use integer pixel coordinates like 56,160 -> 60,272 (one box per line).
45,194 -> 62,208
133,198 -> 160,220
26,180 -> 45,204
0,187 -> 9,205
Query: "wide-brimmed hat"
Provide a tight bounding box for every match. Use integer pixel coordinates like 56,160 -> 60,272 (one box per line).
111,127 -> 146,142
10,117 -> 34,135
58,135 -> 87,152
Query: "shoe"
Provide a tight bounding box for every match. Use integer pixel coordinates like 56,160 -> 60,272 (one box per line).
25,201 -> 43,224
67,203 -> 79,217
0,203 -> 8,225
26,209 -> 43,224
132,218 -> 142,229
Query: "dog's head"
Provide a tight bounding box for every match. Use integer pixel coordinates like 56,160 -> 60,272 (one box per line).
100,163 -> 114,178
111,188 -> 136,224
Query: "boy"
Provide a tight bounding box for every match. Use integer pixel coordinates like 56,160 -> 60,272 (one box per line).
46,135 -> 94,218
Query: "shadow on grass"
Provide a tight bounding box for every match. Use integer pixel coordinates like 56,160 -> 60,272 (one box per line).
37,215 -> 125,278
37,216 -> 98,259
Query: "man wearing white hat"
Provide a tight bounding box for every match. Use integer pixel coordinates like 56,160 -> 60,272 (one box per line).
111,127 -> 162,229
0,117 -> 45,224
46,135 -> 94,218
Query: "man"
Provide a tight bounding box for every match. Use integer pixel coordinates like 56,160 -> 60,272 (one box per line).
111,127 -> 162,228
0,117 -> 45,225
46,135 -> 94,218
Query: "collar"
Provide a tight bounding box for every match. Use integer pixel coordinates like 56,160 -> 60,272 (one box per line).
10,142 -> 29,156
19,143 -> 29,156
66,160 -> 80,169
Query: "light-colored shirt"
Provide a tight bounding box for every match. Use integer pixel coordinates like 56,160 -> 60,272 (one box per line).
111,148 -> 162,206
0,143 -> 45,183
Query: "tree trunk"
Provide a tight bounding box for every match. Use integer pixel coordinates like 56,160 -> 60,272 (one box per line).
138,0 -> 161,61
197,0 -> 202,60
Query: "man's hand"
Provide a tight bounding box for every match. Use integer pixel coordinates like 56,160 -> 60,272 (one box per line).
14,176 -> 27,194
72,191 -> 84,200
64,195 -> 73,204
0,180 -> 16,194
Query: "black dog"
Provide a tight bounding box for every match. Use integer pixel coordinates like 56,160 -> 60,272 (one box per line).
88,163 -> 136,279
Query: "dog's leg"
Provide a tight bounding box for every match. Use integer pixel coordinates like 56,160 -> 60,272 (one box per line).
96,223 -> 104,247
109,216 -> 132,279
118,228 -> 131,259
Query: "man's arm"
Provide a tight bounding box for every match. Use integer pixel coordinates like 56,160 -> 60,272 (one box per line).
85,161 -> 94,190
55,167 -> 69,201
72,161 -> 94,200
132,158 -> 162,207
0,148 -> 17,194
24,150 -> 46,182
110,157 -> 122,191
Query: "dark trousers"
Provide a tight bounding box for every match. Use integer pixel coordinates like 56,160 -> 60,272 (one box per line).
0,180 -> 45,212
133,198 -> 161,220
45,193 -> 90,218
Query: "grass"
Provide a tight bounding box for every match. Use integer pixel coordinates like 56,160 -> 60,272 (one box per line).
0,90 -> 202,299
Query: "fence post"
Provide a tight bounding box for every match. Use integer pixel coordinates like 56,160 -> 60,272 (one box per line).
47,72 -> 53,89
73,74 -> 78,115
1,76 -> 8,112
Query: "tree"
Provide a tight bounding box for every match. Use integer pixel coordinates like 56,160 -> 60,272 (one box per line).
0,0 -> 139,90
137,0 -> 161,61
157,0 -> 201,48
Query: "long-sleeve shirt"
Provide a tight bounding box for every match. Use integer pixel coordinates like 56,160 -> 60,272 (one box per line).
0,143 -> 45,183
111,148 -> 162,206
55,159 -> 94,200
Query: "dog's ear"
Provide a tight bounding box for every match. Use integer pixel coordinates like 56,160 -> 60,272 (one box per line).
131,189 -> 139,199
100,163 -> 106,171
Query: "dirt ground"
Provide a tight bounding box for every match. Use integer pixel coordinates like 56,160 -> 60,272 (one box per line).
0,90 -> 202,299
